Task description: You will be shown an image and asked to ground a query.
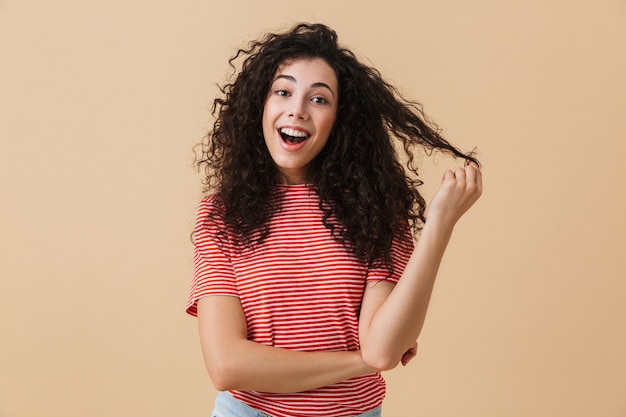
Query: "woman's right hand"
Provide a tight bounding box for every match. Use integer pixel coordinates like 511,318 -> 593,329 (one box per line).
400,341 -> 418,366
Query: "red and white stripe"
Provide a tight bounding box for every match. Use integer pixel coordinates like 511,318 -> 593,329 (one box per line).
187,184 -> 413,417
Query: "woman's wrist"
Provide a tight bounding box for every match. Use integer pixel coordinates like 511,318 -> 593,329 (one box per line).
421,216 -> 455,242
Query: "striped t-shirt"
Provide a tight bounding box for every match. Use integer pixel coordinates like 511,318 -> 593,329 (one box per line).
186,184 -> 413,417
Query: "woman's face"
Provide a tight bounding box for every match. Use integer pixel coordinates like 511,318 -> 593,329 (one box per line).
262,57 -> 338,185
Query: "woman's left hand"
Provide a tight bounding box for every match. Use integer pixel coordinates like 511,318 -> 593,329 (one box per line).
359,161 -> 481,372
426,161 -> 482,228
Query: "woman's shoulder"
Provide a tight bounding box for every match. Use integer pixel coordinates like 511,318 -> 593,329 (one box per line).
196,192 -> 221,211
195,193 -> 227,228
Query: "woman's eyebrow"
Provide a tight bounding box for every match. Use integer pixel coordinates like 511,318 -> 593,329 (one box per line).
275,74 -> 335,97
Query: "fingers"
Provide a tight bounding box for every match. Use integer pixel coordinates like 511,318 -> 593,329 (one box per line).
454,161 -> 482,189
442,169 -> 456,183
429,161 -> 482,224
401,341 -> 419,366
454,166 -> 467,181
443,162 -> 480,187
464,161 -> 482,194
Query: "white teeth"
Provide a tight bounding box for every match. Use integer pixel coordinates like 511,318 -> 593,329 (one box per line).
280,128 -> 308,138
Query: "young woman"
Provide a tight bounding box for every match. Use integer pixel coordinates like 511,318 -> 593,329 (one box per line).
187,23 -> 482,417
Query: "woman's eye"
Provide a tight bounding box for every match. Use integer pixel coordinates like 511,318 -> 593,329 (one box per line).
275,89 -> 289,97
311,96 -> 328,104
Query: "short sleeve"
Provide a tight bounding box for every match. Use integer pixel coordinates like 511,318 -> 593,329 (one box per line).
365,227 -> 414,284
185,196 -> 238,316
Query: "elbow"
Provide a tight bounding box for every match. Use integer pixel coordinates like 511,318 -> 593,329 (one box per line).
209,373 -> 234,392
207,358 -> 240,391
361,348 -> 401,372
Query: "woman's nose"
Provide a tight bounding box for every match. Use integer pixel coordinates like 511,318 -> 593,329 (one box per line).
288,100 -> 308,120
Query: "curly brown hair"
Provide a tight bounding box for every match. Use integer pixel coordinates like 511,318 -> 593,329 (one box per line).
195,23 -> 479,271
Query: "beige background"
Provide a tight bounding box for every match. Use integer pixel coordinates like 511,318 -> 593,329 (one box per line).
1,0 -> 625,416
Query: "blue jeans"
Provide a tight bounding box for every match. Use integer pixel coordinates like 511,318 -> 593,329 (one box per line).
211,391 -> 382,417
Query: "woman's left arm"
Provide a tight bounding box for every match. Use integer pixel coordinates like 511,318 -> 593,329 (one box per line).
358,162 -> 482,371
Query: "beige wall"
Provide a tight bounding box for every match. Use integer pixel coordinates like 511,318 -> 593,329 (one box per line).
1,0 -> 625,416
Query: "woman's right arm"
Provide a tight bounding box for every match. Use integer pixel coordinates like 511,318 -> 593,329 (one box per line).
196,295 -> 378,393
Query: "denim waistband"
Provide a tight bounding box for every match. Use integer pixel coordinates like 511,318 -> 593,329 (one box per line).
211,391 -> 382,417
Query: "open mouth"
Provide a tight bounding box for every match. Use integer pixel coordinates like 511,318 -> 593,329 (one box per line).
279,127 -> 309,144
